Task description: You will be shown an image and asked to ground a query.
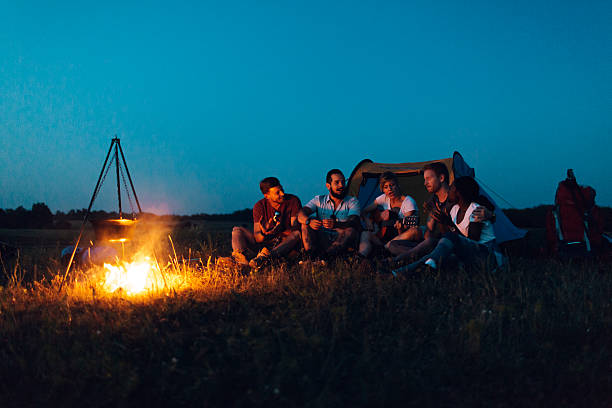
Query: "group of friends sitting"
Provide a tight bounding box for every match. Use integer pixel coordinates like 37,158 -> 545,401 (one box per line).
226,162 -> 498,276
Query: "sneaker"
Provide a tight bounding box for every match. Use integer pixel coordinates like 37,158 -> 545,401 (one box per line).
232,251 -> 250,266
249,247 -> 271,269
390,267 -> 403,278
424,258 -> 437,269
391,261 -> 422,277
216,256 -> 236,267
249,256 -> 269,269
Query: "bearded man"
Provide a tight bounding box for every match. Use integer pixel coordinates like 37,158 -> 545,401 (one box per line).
298,169 -> 361,258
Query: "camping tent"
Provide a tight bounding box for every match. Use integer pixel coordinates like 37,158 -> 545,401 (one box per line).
347,151 -> 526,244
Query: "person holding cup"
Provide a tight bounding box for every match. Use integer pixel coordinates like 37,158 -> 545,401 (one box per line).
298,169 -> 361,259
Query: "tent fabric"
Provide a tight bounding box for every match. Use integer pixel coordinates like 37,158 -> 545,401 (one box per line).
347,151 -> 526,244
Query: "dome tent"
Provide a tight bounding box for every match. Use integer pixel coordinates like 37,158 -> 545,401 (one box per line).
346,151 -> 526,244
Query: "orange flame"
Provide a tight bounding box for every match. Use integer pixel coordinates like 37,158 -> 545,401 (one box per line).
103,256 -> 166,295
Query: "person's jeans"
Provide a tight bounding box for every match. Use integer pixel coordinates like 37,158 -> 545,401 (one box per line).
386,237 -> 438,261
301,224 -> 358,254
427,232 -> 495,267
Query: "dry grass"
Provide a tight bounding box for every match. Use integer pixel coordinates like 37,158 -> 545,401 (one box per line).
1,227 -> 612,407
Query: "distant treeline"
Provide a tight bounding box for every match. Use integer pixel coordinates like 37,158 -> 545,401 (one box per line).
503,205 -> 554,229
53,208 -> 252,223
0,203 -> 55,229
503,205 -> 612,231
186,209 -> 252,222
0,203 -> 252,229
0,203 -> 609,231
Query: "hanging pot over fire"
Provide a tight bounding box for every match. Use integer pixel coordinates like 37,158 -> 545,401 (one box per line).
90,218 -> 138,243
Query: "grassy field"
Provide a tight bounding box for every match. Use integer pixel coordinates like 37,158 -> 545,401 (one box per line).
1,223 -> 611,407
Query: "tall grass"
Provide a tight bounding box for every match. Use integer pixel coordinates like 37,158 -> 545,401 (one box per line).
0,232 -> 611,407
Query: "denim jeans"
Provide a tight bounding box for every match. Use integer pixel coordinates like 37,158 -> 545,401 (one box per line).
427,232 -> 495,268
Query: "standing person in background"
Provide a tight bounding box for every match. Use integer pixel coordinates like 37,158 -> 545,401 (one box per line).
359,171 -> 421,257
231,177 -> 302,268
298,169 -> 361,259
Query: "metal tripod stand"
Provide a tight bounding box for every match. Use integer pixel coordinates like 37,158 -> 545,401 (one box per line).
59,137 -> 142,291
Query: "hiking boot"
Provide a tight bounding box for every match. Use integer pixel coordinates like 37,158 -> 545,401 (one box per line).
249,247 -> 271,269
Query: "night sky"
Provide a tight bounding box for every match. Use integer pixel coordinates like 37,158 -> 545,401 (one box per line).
1,1 -> 610,214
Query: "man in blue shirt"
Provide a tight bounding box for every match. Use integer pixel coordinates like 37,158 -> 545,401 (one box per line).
298,169 -> 361,258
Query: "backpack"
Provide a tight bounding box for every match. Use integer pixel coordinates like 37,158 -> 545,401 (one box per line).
545,170 -> 605,257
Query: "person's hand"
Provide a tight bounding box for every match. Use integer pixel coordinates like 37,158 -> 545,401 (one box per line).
472,206 -> 493,222
431,208 -> 451,226
423,200 -> 435,213
268,219 -> 282,235
258,215 -> 270,235
380,210 -> 391,221
394,220 -> 403,232
322,218 -> 336,229
259,215 -> 280,235
309,219 -> 323,230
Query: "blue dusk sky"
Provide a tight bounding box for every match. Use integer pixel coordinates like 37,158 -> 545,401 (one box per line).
0,1 -> 610,214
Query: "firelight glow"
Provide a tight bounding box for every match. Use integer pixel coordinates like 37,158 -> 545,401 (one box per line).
102,256 -> 166,295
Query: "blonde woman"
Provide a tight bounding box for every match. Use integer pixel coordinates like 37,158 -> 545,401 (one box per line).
359,172 -> 421,257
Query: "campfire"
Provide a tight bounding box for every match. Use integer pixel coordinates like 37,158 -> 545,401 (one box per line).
102,255 -> 165,295
62,137 -> 158,294
61,138 -> 198,297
